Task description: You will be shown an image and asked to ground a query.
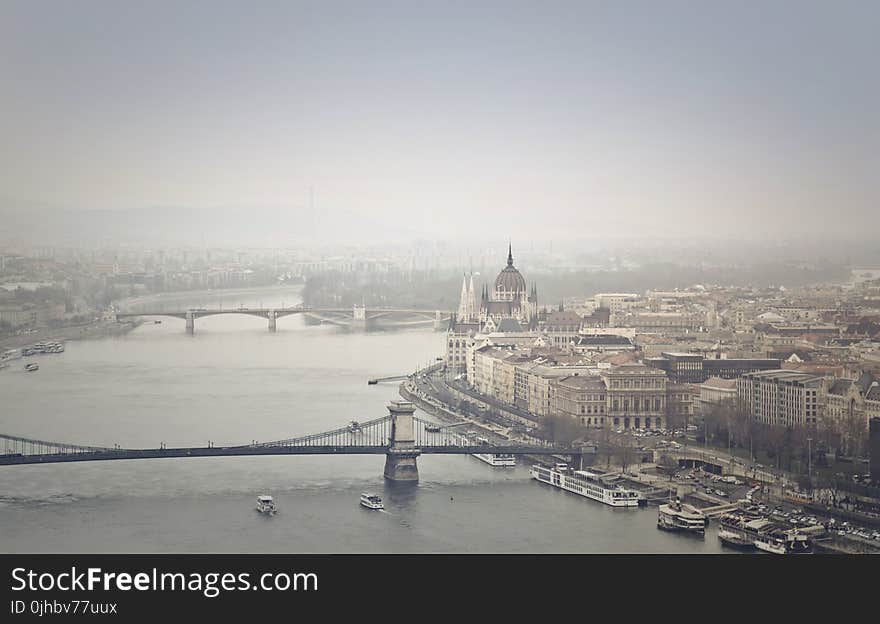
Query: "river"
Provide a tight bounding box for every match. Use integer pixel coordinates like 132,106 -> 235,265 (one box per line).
0,286 -> 727,553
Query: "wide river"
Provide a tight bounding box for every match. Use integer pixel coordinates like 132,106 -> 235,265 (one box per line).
0,286 -> 727,553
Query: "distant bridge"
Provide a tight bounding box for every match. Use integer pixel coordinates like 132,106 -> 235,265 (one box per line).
0,401 -> 585,482
116,305 -> 453,333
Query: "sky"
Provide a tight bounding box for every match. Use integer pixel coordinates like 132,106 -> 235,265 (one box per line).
1,1 -> 878,245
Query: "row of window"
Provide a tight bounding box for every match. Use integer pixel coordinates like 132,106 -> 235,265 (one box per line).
608,378 -> 664,389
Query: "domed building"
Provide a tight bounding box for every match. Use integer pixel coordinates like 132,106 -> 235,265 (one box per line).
479,244 -> 538,327
445,244 -> 540,377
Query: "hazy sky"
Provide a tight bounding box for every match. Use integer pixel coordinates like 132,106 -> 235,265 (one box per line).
1,1 -> 877,243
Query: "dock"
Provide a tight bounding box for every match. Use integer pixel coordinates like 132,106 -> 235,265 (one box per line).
368,375 -> 409,385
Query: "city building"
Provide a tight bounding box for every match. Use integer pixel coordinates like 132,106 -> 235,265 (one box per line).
825,372 -> 880,454
645,352 -> 781,383
737,370 -> 823,429
600,364 -> 668,431
699,377 -> 738,411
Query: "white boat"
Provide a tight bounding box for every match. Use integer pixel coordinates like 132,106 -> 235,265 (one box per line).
657,499 -> 709,534
718,529 -> 757,551
530,464 -> 645,507
25,363 -> 39,372
754,535 -> 788,555
720,512 -> 812,553
462,435 -> 516,467
1,348 -> 22,362
472,450 -> 516,466
360,492 -> 384,510
255,495 -> 277,515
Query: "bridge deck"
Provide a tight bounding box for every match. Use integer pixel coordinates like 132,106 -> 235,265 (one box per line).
0,444 -> 578,466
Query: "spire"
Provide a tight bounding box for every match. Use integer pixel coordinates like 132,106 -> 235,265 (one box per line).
467,273 -> 476,321
507,242 -> 514,267
457,274 -> 469,320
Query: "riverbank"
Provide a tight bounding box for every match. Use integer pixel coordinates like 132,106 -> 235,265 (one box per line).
0,319 -> 140,352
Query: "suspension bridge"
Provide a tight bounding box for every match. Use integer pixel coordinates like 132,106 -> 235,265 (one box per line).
0,401 -> 584,482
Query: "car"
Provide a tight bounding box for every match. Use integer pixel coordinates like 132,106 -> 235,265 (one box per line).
715,489 -> 728,497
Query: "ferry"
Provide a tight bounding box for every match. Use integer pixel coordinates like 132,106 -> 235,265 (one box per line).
530,464 -> 645,507
255,495 -> 277,515
360,492 -> 384,510
657,498 -> 709,534
25,363 -> 39,372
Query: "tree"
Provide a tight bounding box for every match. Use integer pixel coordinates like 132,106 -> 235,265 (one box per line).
658,453 -> 678,481
539,414 -> 587,446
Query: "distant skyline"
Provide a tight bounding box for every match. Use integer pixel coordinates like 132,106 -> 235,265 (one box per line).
2,1 -> 878,244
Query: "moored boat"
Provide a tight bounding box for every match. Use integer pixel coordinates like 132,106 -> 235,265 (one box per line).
718,529 -> 757,551
657,498 -> 709,535
530,464 -> 645,507
718,511 -> 813,554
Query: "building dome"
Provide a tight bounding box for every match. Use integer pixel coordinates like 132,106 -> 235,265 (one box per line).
494,245 -> 526,295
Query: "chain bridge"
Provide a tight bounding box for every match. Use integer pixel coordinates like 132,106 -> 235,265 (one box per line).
0,401 -> 583,482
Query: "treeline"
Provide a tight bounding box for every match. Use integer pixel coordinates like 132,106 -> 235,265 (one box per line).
697,400 -> 867,475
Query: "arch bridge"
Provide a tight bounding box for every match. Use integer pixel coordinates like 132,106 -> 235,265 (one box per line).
116,305 -> 452,333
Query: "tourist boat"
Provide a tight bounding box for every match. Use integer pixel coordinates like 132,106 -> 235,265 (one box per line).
718,512 -> 812,554
754,529 -> 812,554
473,450 -> 516,467
255,495 -> 277,515
464,435 -> 515,467
718,529 -> 758,551
657,498 -> 709,535
753,534 -> 788,555
360,492 -> 384,510
530,464 -> 645,507
25,363 -> 39,372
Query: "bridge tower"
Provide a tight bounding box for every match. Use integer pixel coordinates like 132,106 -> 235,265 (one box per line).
432,310 -> 445,331
352,303 -> 367,331
383,400 -> 420,482
268,309 -> 276,332
185,310 -> 195,335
